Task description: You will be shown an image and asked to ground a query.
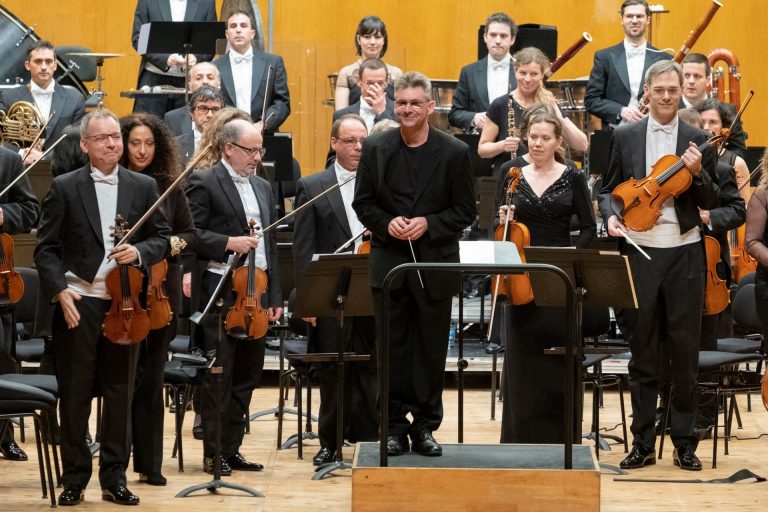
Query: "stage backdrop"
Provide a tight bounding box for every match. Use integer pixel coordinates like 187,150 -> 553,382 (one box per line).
2,0 -> 762,174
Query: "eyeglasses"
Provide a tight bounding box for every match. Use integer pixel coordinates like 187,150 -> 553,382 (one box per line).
395,100 -> 429,110
194,105 -> 222,114
230,142 -> 266,157
334,137 -> 365,147
85,133 -> 122,144
650,87 -> 681,97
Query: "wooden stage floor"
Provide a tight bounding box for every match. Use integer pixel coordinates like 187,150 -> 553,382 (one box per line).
2,384 -> 768,511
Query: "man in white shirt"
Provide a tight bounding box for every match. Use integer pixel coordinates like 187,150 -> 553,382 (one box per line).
164,61 -> 221,137
585,0 -> 671,128
449,12 -> 518,133
0,40 -> 85,162
176,85 -> 224,164
332,59 -> 396,131
215,10 -> 290,132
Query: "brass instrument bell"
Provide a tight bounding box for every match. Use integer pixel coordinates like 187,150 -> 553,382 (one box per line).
0,100 -> 44,148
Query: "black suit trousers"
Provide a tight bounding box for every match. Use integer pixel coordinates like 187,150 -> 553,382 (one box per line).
53,296 -> 139,489
197,270 -> 265,458
373,271 -> 452,437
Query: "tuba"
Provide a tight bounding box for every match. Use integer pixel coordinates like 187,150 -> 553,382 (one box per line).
708,48 -> 740,106
0,100 -> 44,148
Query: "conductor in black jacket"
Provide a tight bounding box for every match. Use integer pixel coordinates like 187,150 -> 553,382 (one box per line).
598,61 -> 718,472
353,72 -> 476,457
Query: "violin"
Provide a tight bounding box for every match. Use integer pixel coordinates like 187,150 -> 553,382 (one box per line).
0,233 -> 24,306
730,224 -> 757,283
147,259 -> 172,330
703,235 -> 729,315
225,219 -> 269,340
356,237 -> 371,254
103,215 -> 151,345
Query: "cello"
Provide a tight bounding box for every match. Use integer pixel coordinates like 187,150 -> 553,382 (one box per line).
225,219 -> 269,340
487,167 -> 533,340
103,215 -> 151,345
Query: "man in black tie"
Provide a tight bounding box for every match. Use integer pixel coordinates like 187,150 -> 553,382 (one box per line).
186,118 -> 282,475
176,85 -> 224,164
449,12 -> 518,133
215,10 -> 290,131
585,0 -> 671,128
35,109 -> 169,506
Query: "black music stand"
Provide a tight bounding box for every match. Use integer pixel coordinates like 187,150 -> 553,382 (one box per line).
292,254 -> 373,480
137,21 -> 224,102
177,257 -> 263,498
263,134 -> 294,219
525,247 -> 637,458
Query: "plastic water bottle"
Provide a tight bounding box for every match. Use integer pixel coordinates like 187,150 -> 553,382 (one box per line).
448,321 -> 456,349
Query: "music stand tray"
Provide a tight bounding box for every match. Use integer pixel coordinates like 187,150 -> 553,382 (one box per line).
293,254 -> 373,480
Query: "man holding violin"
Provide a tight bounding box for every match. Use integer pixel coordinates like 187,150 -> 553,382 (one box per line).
34,109 -> 170,506
186,118 -> 282,476
598,60 -> 719,472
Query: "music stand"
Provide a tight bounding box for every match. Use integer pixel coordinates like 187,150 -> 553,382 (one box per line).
263,133 -> 294,218
137,21 -> 225,102
292,254 -> 373,480
587,130 -> 612,175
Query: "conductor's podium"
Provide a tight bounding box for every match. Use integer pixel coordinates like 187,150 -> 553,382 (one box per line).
352,443 -> 600,511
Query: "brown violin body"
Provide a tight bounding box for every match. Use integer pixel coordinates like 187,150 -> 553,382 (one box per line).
0,233 -> 24,305
703,235 -> 729,315
103,263 -> 151,345
492,220 -> 534,305
356,239 -> 371,254
147,259 -> 172,330
225,220 -> 269,340
730,224 -> 757,283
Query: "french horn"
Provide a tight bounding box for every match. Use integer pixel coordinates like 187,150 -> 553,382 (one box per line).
0,100 -> 44,148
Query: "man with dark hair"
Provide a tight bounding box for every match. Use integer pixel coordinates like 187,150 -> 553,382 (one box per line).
599,60 -> 718,472
215,10 -> 290,131
449,12 -> 518,132
294,114 -> 378,466
35,109 -> 169,506
132,0 -> 217,116
186,118 -> 282,475
333,59 -> 395,132
0,40 -> 86,162
164,62 -> 221,137
177,84 -> 224,164
681,53 -> 747,158
585,0 -> 671,128
353,72 -> 476,457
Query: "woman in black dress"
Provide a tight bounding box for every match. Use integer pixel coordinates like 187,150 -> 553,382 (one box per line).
497,108 -> 596,444
119,113 -> 198,485
746,149 -> 768,341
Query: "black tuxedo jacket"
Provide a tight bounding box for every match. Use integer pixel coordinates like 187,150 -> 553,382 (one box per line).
449,57 -> 517,132
0,147 -> 39,234
186,161 -> 282,309
34,165 -> 170,302
176,132 -> 195,165
585,42 -> 672,126
215,52 -> 290,131
332,99 -> 396,124
598,117 -> 720,240
164,106 -> 192,137
352,127 -> 477,299
0,84 -> 85,151
293,166 -> 354,282
132,0 -> 217,74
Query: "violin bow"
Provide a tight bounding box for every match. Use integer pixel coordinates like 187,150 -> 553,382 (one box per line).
717,89 -> 754,152
333,228 -> 367,254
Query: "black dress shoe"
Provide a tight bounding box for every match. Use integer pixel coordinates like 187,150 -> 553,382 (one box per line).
673,445 -> 702,471
410,430 -> 442,456
138,472 -> 167,486
101,484 -> 140,506
192,414 -> 203,440
227,452 -> 264,471
58,485 -> 84,506
203,456 -> 232,476
312,447 -> 335,466
0,440 -> 28,461
619,445 -> 656,469
386,434 -> 409,456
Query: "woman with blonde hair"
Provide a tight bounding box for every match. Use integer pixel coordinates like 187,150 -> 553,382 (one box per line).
190,107 -> 254,170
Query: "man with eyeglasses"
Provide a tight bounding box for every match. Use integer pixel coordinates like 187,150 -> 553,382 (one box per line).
215,10 -> 290,132
598,60 -> 718,472
186,118 -> 282,476
35,109 -> 170,506
585,0 -> 671,128
177,84 -> 224,164
354,72 -> 476,457
293,114 -> 377,466
164,62 -> 221,137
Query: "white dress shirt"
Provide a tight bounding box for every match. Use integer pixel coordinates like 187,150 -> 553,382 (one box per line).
487,54 -> 512,105
334,161 -> 365,250
30,81 -> 55,121
358,99 -> 376,133
229,48 -> 254,115
623,40 -> 647,108
629,116 -> 701,248
170,0 -> 187,22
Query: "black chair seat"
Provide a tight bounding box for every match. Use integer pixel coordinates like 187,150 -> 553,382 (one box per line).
698,350 -> 763,371
0,374 -> 58,396
717,337 -> 762,354
14,338 -> 45,362
163,360 -> 203,385
582,353 -> 610,368
168,335 -> 191,354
